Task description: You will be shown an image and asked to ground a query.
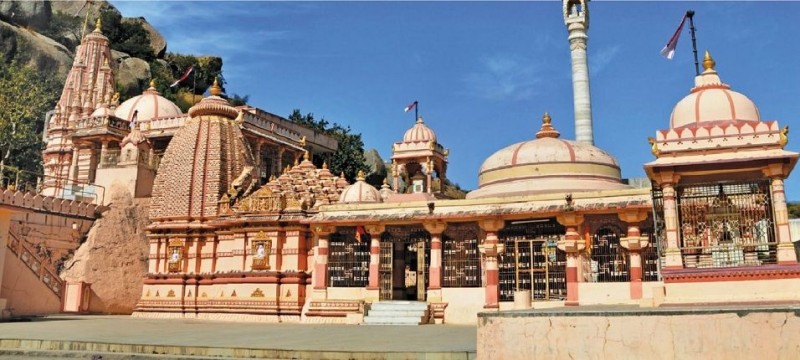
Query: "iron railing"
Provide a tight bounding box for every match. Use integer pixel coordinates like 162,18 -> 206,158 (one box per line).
328,228 -> 370,287
498,219 -> 566,301
0,164 -> 105,204
442,222 -> 481,288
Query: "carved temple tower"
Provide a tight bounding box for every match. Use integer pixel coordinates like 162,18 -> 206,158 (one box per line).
43,19 -> 115,194
563,0 -> 594,145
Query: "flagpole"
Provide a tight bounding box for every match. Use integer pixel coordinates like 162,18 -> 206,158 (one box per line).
687,10 -> 699,76
192,65 -> 197,104
415,101 -> 418,120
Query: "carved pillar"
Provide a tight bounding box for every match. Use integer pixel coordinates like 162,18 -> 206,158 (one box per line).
424,221 -> 448,302
99,140 -> 108,169
365,224 -> 385,297
662,184 -> 684,270
478,219 -> 505,309
557,212 -> 585,306
391,161 -> 399,192
618,209 -> 650,300
311,225 -> 335,300
426,158 -> 433,194
255,141 -> 264,183
770,178 -> 797,264
277,148 -> 285,174
69,146 -> 80,183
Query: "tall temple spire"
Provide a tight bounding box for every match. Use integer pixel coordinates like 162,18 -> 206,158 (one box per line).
563,0 -> 594,145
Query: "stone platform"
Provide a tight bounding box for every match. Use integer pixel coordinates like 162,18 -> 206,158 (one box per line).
0,315 -> 476,359
477,304 -> 800,360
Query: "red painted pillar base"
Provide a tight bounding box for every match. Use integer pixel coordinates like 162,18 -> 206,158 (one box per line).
484,258 -> 499,309
629,252 -> 643,300
429,236 -> 442,290
565,264 -> 579,306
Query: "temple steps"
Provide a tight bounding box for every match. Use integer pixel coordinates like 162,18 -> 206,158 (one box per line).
363,301 -> 430,325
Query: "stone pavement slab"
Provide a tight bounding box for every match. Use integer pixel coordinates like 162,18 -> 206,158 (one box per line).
0,315 -> 477,359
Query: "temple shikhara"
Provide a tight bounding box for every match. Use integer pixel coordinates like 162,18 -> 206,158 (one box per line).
1,0 -> 798,328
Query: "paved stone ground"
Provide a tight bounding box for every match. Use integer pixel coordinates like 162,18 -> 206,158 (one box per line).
0,315 -> 477,359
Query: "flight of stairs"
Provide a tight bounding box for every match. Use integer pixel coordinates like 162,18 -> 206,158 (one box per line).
363,301 -> 430,325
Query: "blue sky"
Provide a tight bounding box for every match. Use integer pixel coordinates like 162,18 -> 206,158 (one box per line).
111,1 -> 800,201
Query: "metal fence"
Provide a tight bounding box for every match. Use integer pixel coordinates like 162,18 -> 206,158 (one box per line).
587,226 -> 629,282
0,164 -> 105,204
498,219 -> 566,301
677,180 -> 776,268
442,222 -> 481,288
328,228 -> 370,287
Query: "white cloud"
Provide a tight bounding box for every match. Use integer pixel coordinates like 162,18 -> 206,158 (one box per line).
589,45 -> 621,76
463,54 -> 542,101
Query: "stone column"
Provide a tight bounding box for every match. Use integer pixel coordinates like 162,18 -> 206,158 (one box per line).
424,221 -> 448,302
277,148 -> 285,175
365,224 -> 385,302
69,146 -> 80,183
426,158 -> 433,194
478,219 -> 505,309
255,141 -> 264,183
564,5 -> 593,145
662,184 -> 684,270
618,209 -> 650,300
770,178 -> 797,264
311,225 -> 334,300
391,161 -> 400,193
557,212 -> 585,306
99,140 -> 108,169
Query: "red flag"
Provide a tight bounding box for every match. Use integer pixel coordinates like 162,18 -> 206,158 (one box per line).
403,101 -> 417,113
660,14 -> 687,60
170,66 -> 194,88
355,226 -> 367,243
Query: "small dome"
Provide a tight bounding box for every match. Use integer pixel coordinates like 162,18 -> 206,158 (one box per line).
115,81 -> 182,122
91,105 -> 112,118
670,51 -> 760,129
339,171 -> 382,203
467,113 -> 629,199
402,117 -> 437,143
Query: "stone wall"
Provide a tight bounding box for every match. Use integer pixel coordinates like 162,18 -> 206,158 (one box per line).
477,307 -> 800,360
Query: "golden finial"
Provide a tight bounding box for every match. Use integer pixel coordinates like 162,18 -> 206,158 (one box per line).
148,79 -> 156,89
340,171 -> 346,179
416,116 -> 424,124
209,77 -> 222,96
383,177 -> 389,185
94,17 -> 102,33
702,50 -> 716,71
299,135 -> 307,146
780,126 -> 789,148
303,150 -> 310,161
356,170 -> 366,181
293,156 -> 299,166
322,161 -> 328,169
536,112 -> 560,139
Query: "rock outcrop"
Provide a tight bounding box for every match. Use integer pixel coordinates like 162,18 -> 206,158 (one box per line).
123,16 -> 166,59
364,148 -> 387,187
117,56 -> 151,98
0,20 -> 72,75
0,0 -> 51,31
61,184 -> 150,314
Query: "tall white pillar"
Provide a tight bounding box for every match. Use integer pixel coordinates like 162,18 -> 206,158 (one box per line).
563,0 -> 594,145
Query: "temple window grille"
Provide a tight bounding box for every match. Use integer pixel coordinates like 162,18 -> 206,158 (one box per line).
587,225 -> 629,282
328,228 -> 370,287
498,219 -> 566,302
676,180 -> 776,268
640,225 -> 661,282
442,222 -> 481,288
380,225 -> 431,300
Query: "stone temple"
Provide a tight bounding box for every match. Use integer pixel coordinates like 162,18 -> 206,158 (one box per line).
1,0 -> 798,328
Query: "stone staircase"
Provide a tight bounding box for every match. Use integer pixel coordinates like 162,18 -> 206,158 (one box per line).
363,301 -> 430,325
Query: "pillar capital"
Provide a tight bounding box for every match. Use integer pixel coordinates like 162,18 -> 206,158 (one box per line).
311,224 -> 335,236
650,170 -> 680,188
478,242 -> 505,257
364,224 -> 385,235
619,236 -> 649,251
556,212 -> 584,227
557,238 -> 586,253
617,208 -> 649,224
478,218 -> 504,233
423,220 -> 447,235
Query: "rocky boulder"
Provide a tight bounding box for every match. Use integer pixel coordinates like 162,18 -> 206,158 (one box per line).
363,148 -> 387,187
61,184 -> 150,314
0,20 -> 72,76
123,16 -> 166,59
50,0 -> 120,25
0,0 -> 51,31
117,56 -> 151,98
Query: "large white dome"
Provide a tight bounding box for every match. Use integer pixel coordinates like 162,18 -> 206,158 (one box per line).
115,81 -> 182,122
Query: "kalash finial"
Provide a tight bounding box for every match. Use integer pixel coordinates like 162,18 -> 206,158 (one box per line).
416,116 -> 424,124
209,77 -> 222,97
536,112 -> 560,139
322,161 -> 328,169
148,79 -> 156,89
303,150 -> 310,161
356,170 -> 366,181
702,50 -> 716,72
94,17 -> 102,33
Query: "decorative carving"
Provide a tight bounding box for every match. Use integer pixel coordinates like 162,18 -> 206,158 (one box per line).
648,137 -> 660,156
251,231 -> 272,270
167,290 -> 176,298
780,125 -> 789,148
251,288 -> 265,298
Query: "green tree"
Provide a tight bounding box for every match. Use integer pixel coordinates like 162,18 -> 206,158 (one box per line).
789,202 -> 800,219
0,61 -> 63,175
99,9 -> 153,61
288,110 -> 368,182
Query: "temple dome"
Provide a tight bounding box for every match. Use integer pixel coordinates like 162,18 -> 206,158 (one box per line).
402,117 -> 437,143
115,81 -> 182,122
467,113 -> 629,199
670,51 -> 760,129
339,171 -> 382,203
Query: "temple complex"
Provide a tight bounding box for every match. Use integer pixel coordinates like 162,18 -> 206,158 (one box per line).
2,0 -> 796,326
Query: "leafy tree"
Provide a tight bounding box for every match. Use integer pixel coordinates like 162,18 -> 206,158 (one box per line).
288,110 -> 368,182
789,202 -> 800,219
0,60 -> 63,175
99,9 -> 153,61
